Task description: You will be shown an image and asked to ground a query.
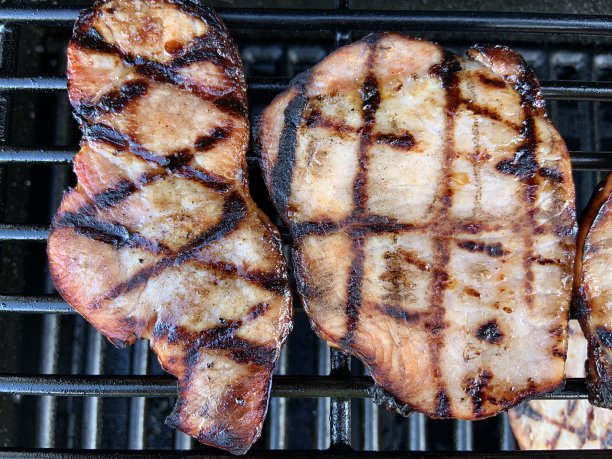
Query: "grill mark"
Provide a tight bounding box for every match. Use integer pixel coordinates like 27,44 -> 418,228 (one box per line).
340,237 -> 365,347
435,390 -> 451,417
72,10 -> 117,53
597,327 -> 612,348
174,166 -> 231,192
475,320 -> 504,344
83,124 -> 232,194
72,17 -> 246,119
377,304 -> 421,323
461,99 -> 521,131
339,39 -> 380,347
154,302 -> 276,367
91,192 -> 247,308
465,369 -> 493,417
271,79 -> 309,219
375,133 -> 416,150
304,109 -> 357,135
76,80 -> 148,119
477,73 -> 506,89
353,73 -> 380,213
457,240 -> 509,257
190,256 -> 288,295
427,51 -> 461,417
83,123 -> 127,148
539,166 -> 564,183
194,126 -> 232,151
54,212 -> 170,255
89,179 -> 137,210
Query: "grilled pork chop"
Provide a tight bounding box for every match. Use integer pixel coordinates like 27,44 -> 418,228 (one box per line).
47,0 -> 292,454
258,34 -> 576,419
574,172 -> 612,408
510,321 -> 612,450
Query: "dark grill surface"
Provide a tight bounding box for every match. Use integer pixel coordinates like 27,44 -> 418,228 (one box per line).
0,1 -> 610,457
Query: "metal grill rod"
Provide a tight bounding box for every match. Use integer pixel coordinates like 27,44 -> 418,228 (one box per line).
2,76 -> 612,101
0,374 -> 589,400
0,8 -> 612,36
0,148 -> 608,170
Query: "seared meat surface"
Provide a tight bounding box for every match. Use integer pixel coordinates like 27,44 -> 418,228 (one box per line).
258,33 -> 575,419
510,321 -> 612,449
574,172 -> 612,408
47,0 -> 292,454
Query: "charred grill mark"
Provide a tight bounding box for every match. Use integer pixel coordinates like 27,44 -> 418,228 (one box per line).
353,73 -> 380,214
377,304 -> 421,323
339,40 -> 380,348
190,257 -> 288,295
304,109 -> 357,135
513,402 -> 543,421
76,80 -> 148,119
461,99 -> 521,131
477,73 -> 506,89
340,237 -> 365,347
465,369 -> 493,417
496,119 -> 539,179
92,192 -> 247,308
83,123 -> 127,148
457,240 -> 509,257
531,255 -> 559,265
428,52 -> 461,414
90,179 -> 137,210
174,166 -> 231,192
72,11 -> 117,53
539,167 -> 564,183
272,82 -> 308,218
54,212 -> 170,255
435,390 -> 452,417
154,302 -> 276,367
194,126 -> 232,151
597,327 -> 612,348
375,132 -> 416,150
475,320 -> 504,344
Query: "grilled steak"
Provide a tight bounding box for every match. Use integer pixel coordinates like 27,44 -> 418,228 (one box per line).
47,0 -> 292,454
509,321 -> 612,449
258,33 -> 576,419
574,172 -> 612,408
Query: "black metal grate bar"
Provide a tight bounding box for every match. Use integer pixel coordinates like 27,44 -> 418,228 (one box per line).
0,374 -> 588,400
0,8 -> 611,36
0,148 -> 608,170
2,76 -> 612,101
0,449 -> 608,458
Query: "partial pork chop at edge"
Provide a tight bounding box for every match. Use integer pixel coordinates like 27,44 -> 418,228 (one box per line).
47,0 -> 292,454
574,172 -> 612,408
258,33 -> 576,420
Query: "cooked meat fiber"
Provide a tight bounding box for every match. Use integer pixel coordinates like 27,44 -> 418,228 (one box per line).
47,0 -> 292,454
574,172 -> 612,408
258,34 -> 576,419
510,321 -> 612,450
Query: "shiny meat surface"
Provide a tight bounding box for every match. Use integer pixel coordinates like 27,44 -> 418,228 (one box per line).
574,172 -> 612,408
258,33 -> 576,419
510,321 -> 612,449
47,0 -> 292,454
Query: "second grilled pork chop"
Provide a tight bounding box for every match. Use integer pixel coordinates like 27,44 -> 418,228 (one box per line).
574,172 -> 612,408
47,0 -> 292,454
509,321 -> 612,450
258,34 -> 576,419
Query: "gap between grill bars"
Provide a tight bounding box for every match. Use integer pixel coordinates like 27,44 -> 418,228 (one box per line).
0,0 -> 610,456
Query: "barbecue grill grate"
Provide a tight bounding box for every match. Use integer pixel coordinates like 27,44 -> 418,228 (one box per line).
0,0 -> 610,456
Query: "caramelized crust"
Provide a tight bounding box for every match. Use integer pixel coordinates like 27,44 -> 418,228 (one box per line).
574,172 -> 612,408
47,1 -> 292,454
258,34 -> 575,419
